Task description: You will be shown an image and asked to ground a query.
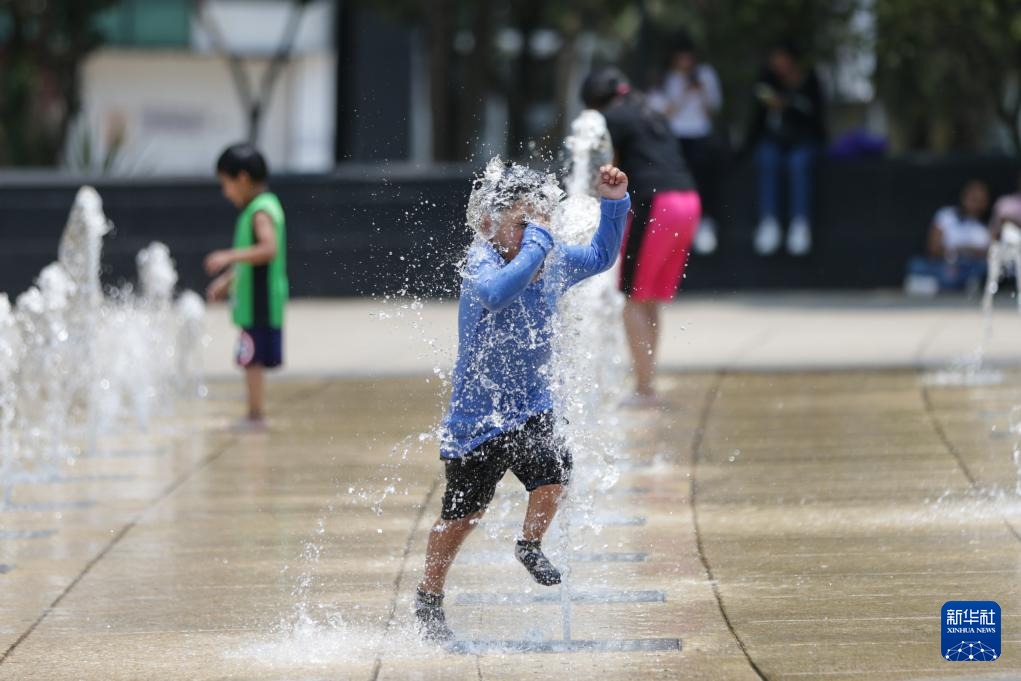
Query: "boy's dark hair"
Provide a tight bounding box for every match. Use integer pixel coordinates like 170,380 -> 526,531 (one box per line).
216,143 -> 269,181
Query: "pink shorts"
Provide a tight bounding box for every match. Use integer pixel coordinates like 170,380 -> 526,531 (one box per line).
619,190 -> 701,301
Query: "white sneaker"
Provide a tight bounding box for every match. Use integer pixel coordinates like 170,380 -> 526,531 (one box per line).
787,217 -> 812,256
693,217 -> 718,255
904,274 -> 939,296
754,216 -> 781,255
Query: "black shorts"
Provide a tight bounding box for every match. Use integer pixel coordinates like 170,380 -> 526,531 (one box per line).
440,412 -> 572,520
236,326 -> 283,368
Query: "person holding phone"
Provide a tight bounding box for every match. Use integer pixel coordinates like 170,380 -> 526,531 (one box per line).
649,33 -> 724,255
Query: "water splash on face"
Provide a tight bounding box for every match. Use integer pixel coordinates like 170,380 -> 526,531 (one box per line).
465,156 -> 564,238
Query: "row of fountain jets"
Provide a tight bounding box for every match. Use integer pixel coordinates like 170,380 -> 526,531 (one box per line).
0,187 -> 205,504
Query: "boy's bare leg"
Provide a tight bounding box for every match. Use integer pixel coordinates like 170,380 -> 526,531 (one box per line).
522,483 -> 564,541
245,365 -> 265,421
419,510 -> 484,594
416,512 -> 482,642
515,483 -> 565,586
624,299 -> 658,396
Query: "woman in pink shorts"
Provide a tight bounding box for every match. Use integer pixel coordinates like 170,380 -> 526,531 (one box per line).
583,67 -> 702,406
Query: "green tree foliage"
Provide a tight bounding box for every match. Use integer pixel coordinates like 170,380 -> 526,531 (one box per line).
639,0 -> 861,143
368,0 -> 1021,157
362,0 -> 629,161
365,0 -> 862,159
0,0 -> 117,166
874,0 -> 1021,153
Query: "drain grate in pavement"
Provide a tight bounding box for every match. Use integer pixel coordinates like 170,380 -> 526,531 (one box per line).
0,529 -> 57,540
459,551 -> 647,565
28,474 -> 136,485
1,499 -> 96,512
447,638 -> 680,655
455,589 -> 666,605
81,447 -> 166,459
486,515 -> 646,529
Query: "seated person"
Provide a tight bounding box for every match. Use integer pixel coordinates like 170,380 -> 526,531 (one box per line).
905,180 -> 991,294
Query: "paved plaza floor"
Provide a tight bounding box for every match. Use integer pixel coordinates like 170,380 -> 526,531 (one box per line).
2,295 -> 1021,680
199,293 -> 1021,378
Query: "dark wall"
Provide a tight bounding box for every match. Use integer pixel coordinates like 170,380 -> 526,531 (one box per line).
693,156 -> 1020,290
335,5 -> 413,162
0,166 -> 469,299
0,157 -> 1017,299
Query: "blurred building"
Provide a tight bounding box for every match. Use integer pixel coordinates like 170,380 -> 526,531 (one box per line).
81,0 -> 419,175
77,1 -> 592,175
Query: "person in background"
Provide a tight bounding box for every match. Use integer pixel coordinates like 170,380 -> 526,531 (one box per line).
582,67 -> 701,407
742,41 -> 826,257
204,144 -> 289,432
990,171 -> 1021,240
904,180 -> 990,295
648,32 -> 723,255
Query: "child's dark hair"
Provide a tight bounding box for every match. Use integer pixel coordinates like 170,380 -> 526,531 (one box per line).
216,143 -> 269,181
580,67 -> 629,110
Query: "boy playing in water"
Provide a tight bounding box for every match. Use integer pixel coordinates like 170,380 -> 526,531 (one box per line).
415,159 -> 630,642
205,143 -> 288,432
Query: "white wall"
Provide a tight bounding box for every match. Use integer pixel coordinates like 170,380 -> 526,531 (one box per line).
78,49 -> 335,175
191,0 -> 334,56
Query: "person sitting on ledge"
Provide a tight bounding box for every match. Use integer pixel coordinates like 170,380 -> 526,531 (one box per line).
904,180 -> 991,295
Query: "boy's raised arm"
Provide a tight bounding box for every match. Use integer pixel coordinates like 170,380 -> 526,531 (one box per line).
560,194 -> 631,288
472,225 -> 553,312
560,165 -> 630,288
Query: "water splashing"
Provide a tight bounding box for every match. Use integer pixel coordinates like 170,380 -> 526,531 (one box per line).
977,221 -> 1021,366
0,187 -> 205,505
137,241 -> 179,302
1010,406 -> 1021,496
553,108 -> 627,498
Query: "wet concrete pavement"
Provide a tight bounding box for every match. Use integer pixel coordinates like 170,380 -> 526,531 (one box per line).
2,368 -> 1021,679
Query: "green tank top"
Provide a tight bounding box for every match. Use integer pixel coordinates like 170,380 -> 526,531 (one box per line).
231,192 -> 288,329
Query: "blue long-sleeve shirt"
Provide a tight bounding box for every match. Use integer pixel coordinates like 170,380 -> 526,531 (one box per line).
440,194 -> 631,459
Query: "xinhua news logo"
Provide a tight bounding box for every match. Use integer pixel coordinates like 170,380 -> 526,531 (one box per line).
942,601 -> 1000,662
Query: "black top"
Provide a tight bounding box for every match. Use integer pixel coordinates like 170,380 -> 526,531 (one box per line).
744,68 -> 826,149
603,94 -> 695,197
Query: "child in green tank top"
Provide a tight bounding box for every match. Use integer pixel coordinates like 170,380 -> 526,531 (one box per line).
205,143 -> 289,433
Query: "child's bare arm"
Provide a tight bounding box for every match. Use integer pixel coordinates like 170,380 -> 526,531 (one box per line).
473,226 -> 553,312
206,270 -> 233,303
204,212 -> 278,275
